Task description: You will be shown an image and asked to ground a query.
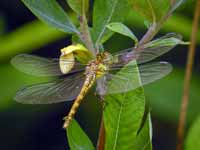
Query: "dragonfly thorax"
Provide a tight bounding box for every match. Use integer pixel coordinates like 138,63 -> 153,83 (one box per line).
85,61 -> 109,79
85,52 -> 112,78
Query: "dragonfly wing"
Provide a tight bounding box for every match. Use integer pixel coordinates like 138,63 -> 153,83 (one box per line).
11,54 -> 85,77
104,61 -> 172,94
111,33 -> 182,66
14,74 -> 85,104
137,33 -> 182,64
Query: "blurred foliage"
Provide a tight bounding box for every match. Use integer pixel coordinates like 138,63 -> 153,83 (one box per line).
0,63 -> 50,110
185,114 -> 200,150
126,11 -> 200,43
144,68 -> 200,124
0,20 -> 65,61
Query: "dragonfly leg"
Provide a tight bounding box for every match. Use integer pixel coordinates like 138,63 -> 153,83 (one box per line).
97,96 -> 108,110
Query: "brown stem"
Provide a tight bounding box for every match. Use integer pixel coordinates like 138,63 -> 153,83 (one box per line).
97,116 -> 105,150
139,23 -> 158,46
78,0 -> 96,56
176,1 -> 200,150
139,3 -> 174,46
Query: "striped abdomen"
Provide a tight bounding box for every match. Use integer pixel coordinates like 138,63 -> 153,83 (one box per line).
63,74 -> 96,128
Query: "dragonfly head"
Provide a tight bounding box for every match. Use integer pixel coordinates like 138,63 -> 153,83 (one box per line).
96,52 -> 114,65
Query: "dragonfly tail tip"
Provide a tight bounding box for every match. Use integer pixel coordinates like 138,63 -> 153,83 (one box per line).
63,117 -> 71,129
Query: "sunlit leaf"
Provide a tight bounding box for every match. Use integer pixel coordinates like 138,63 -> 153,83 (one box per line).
22,0 -> 79,33
67,0 -> 89,15
67,119 -> 95,150
185,115 -> 200,150
104,60 -> 145,150
61,44 -> 93,65
92,0 -> 130,46
106,22 -> 138,45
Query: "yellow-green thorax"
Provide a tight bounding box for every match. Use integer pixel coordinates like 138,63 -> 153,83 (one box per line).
85,52 -> 113,79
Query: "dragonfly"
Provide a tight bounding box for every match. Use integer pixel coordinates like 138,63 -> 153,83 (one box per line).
11,33 -> 180,128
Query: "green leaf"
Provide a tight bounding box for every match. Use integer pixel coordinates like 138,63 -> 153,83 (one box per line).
104,60 -> 145,150
144,33 -> 189,49
67,0 -> 89,15
67,119 -> 95,150
185,115 -> 200,150
92,0 -> 129,46
22,0 -> 79,33
106,22 -> 138,45
133,113 -> 152,150
129,0 -> 171,23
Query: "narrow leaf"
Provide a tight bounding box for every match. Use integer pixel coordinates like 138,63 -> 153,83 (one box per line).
144,33 -> 189,49
67,119 -> 95,150
133,113 -> 153,150
92,0 -> 129,46
104,60 -> 145,150
22,0 -> 79,33
106,22 -> 138,44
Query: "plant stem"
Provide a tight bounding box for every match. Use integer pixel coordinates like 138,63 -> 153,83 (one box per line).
139,3 -> 174,46
79,0 -> 96,56
176,1 -> 200,150
97,116 -> 105,150
139,23 -> 158,46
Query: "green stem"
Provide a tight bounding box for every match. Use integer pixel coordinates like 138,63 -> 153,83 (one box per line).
78,0 -> 96,56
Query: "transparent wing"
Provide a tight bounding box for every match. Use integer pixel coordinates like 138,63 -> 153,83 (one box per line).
11,54 -> 86,77
102,61 -> 172,95
110,33 -> 182,66
14,74 -> 85,104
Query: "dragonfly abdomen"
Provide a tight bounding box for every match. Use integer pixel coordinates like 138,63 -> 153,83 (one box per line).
63,74 -> 96,128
